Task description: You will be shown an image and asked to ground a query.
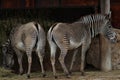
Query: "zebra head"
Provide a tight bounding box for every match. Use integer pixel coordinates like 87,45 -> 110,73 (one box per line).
2,39 -> 14,69
103,20 -> 117,43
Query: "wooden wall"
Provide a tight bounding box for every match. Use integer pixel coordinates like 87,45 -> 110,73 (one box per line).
0,0 -> 120,28
0,0 -> 98,8
111,3 -> 120,28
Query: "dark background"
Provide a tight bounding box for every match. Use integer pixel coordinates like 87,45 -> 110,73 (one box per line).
0,0 -> 120,28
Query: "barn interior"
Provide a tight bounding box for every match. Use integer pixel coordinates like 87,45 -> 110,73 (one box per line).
0,0 -> 120,75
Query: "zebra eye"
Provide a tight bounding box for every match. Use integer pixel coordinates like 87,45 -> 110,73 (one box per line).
108,25 -> 112,28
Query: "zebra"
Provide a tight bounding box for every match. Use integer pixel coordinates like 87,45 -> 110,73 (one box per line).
47,14 -> 117,78
9,22 -> 46,78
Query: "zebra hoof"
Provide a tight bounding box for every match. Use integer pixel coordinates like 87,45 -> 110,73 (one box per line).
69,71 -> 72,75
42,74 -> 46,77
81,72 -> 85,76
54,76 -> 58,79
27,75 -> 30,79
66,74 -> 71,78
19,72 -> 24,75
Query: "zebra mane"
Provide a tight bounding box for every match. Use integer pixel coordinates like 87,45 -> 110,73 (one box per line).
80,14 -> 107,24
77,14 -> 108,37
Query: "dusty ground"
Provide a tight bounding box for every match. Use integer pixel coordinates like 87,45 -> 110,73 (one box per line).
0,67 -> 120,80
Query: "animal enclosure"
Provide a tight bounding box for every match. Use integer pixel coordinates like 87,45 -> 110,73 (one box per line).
0,0 -> 120,79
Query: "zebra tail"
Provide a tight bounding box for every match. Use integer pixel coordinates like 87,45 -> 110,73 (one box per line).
34,22 -> 40,35
33,22 -> 41,47
47,23 -> 57,43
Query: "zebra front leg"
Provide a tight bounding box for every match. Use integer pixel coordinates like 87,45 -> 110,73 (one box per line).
69,49 -> 78,74
80,43 -> 90,76
59,49 -> 70,78
15,49 -> 23,75
37,51 -> 46,77
17,54 -> 23,75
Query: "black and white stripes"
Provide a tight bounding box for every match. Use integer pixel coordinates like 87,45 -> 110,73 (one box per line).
78,14 -> 116,42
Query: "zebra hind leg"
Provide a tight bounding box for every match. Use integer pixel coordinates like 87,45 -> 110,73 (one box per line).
26,48 -> 32,78
37,50 -> 46,77
69,49 -> 78,75
59,49 -> 71,78
50,43 -> 57,78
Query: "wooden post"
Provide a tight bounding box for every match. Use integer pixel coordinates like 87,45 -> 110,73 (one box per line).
100,0 -> 112,71
58,0 -> 62,6
25,0 -> 34,8
100,0 -> 110,14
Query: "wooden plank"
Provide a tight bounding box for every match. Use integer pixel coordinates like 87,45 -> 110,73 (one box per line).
62,0 -> 98,6
111,4 -> 120,28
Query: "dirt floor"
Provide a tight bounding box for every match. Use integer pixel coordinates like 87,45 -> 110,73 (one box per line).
0,67 -> 120,80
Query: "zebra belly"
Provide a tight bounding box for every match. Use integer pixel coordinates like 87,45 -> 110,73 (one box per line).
69,40 -> 83,49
